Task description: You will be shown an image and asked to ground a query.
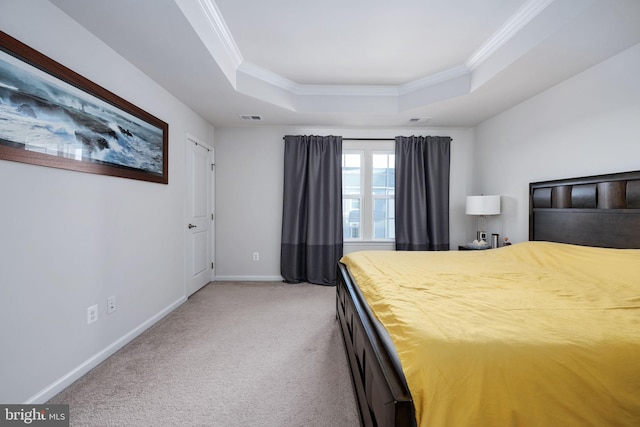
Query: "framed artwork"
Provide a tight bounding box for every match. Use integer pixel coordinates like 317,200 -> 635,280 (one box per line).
0,31 -> 168,184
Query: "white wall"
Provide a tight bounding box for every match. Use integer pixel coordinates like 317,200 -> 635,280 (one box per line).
0,0 -> 213,403
8,0 -> 635,405
214,126 -> 475,280
475,42 -> 640,243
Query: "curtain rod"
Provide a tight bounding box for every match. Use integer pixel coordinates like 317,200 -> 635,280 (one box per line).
343,138 -> 395,141
281,137 -> 452,141
282,137 -> 394,141
345,137 -> 454,142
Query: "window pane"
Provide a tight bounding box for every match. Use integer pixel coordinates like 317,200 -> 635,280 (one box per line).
343,174 -> 360,194
342,153 -> 361,195
372,154 -> 389,168
372,172 -> 387,188
373,197 -> 395,239
388,198 -> 395,239
372,153 -> 394,196
343,153 -> 361,168
343,197 -> 361,239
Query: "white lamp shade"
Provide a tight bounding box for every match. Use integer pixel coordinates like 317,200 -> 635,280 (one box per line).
466,195 -> 501,215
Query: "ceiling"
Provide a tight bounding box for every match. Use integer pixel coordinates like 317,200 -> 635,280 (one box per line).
50,0 -> 640,128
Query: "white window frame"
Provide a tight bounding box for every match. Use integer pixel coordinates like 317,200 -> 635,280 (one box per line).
342,140 -> 395,242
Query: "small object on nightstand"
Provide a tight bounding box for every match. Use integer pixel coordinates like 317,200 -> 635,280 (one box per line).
503,237 -> 512,246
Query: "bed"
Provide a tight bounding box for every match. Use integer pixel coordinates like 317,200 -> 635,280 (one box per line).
336,170 -> 640,426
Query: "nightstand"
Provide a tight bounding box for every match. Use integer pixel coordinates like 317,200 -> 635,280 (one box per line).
458,244 -> 493,251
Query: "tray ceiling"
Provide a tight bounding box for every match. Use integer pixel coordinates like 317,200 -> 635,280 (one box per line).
50,0 -> 640,127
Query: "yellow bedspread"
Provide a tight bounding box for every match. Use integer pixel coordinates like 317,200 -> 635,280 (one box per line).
340,241 -> 640,427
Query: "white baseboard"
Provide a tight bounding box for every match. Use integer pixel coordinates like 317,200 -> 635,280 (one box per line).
26,296 -> 187,404
214,275 -> 284,282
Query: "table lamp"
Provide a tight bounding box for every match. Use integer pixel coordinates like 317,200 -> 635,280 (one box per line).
465,195 -> 501,242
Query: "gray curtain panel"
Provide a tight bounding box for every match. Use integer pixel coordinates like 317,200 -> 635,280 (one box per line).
395,135 -> 451,251
281,135 -> 343,285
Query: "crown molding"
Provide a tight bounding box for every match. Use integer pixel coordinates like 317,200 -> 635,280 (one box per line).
239,62 -> 399,97
178,0 -> 557,113
398,65 -> 470,96
196,0 -> 243,68
238,61 -> 297,92
466,0 -> 555,70
239,61 -> 471,99
294,84 -> 399,97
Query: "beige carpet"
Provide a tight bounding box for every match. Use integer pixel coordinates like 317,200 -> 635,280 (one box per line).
49,281 -> 360,426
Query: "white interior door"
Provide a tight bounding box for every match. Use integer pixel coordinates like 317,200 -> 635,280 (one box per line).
186,135 -> 214,296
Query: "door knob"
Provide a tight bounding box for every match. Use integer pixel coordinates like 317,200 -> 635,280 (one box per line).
188,224 -> 197,229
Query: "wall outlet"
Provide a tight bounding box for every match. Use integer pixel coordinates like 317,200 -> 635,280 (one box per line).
252,252 -> 259,261
87,304 -> 98,324
107,296 -> 116,314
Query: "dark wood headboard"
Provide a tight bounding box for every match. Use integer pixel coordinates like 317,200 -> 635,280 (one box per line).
529,170 -> 640,249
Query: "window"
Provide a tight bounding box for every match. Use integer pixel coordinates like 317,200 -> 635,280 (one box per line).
342,141 -> 395,241
342,152 -> 362,239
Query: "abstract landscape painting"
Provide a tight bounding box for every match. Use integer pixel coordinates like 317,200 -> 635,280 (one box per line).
0,31 -> 168,183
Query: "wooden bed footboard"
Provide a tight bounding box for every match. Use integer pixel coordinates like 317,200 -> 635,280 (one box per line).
337,262 -> 416,427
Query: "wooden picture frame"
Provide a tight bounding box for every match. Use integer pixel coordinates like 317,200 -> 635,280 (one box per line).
0,31 -> 168,184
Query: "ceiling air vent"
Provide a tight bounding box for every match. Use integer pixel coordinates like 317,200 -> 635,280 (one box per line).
240,114 -> 263,121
